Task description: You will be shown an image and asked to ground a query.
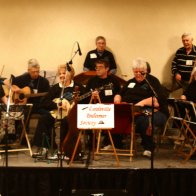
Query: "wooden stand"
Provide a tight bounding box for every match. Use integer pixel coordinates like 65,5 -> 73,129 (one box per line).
69,94 -> 120,166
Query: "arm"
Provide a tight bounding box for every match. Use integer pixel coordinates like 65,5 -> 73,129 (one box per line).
135,97 -> 159,107
171,50 -> 181,81
114,94 -> 122,103
1,96 -> 8,104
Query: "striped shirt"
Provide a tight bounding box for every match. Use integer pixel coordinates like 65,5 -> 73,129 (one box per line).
171,45 -> 196,82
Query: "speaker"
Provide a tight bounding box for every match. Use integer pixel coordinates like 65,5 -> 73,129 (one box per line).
71,189 -> 128,196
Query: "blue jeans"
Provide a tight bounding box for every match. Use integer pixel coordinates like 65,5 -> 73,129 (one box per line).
135,111 -> 167,151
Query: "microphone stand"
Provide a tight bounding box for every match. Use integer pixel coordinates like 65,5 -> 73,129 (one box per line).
4,75 -> 13,196
143,75 -> 159,196
57,79 -> 66,196
67,42 -> 81,65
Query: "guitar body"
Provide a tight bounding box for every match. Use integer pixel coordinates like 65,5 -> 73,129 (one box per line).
3,85 -> 48,104
3,85 -> 31,104
50,98 -> 74,119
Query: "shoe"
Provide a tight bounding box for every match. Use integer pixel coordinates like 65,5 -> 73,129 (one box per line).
103,145 -> 113,150
143,150 -> 151,158
32,147 -> 48,158
47,151 -> 69,161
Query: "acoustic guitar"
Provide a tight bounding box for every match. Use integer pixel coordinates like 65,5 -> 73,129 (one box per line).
3,85 -> 48,104
50,83 -> 113,119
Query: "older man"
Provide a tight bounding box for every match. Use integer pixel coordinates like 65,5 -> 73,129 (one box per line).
83,36 -> 117,74
171,33 -> 196,91
114,58 -> 169,157
4,58 -> 50,112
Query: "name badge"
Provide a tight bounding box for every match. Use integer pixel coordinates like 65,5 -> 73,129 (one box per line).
128,82 -> 136,88
90,53 -> 97,59
186,60 -> 193,65
33,89 -> 38,94
105,89 -> 113,96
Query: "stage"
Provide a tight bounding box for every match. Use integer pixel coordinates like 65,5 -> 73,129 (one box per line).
0,142 -> 196,196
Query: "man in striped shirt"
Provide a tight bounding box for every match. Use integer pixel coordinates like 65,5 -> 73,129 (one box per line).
171,33 -> 196,91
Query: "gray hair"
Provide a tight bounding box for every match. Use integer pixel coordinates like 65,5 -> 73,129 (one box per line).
132,58 -> 147,70
28,58 -> 40,69
181,32 -> 193,39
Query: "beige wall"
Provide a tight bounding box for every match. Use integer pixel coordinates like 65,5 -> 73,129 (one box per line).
1,0 -> 196,86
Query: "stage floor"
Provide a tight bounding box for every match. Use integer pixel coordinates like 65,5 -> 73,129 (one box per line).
0,142 -> 195,169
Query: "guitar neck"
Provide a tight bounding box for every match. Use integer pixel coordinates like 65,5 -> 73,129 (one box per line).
24,92 -> 48,98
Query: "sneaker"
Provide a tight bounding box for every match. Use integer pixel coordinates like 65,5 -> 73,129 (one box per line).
48,151 -> 69,161
32,147 -> 48,158
143,150 -> 151,158
103,145 -> 113,150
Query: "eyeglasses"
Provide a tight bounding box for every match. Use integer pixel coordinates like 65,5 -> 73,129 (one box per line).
95,66 -> 105,70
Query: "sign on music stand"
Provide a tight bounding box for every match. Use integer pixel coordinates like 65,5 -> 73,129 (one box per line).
69,104 -> 119,166
77,104 -> 114,129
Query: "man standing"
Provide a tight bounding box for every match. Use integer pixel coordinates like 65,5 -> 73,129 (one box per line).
83,36 -> 117,75
171,33 -> 196,91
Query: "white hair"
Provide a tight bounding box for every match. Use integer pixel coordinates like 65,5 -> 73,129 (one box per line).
132,58 -> 147,70
181,32 -> 193,39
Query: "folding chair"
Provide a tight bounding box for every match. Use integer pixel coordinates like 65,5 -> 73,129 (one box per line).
162,99 -> 181,138
95,103 -> 135,161
172,100 -> 196,161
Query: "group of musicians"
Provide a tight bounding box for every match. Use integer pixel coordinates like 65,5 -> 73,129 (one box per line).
0,35 -> 195,160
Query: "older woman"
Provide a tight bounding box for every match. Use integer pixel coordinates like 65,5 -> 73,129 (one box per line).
114,58 -> 169,157
32,64 -> 85,158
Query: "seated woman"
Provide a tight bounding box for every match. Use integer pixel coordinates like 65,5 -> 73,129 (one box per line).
32,64 -> 86,158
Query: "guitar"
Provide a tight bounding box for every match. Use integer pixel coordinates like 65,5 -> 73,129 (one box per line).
3,85 -> 48,104
50,83 -> 113,119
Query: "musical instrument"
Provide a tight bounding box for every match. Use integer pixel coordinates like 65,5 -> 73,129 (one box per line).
60,83 -> 113,156
50,83 -> 113,119
3,85 -> 47,104
133,105 -> 159,116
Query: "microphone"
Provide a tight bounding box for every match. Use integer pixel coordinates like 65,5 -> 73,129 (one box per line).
66,63 -> 72,72
43,71 -> 46,78
140,72 -> 146,76
77,42 -> 82,56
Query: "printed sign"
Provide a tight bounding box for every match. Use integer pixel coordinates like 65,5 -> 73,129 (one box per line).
77,104 -> 114,129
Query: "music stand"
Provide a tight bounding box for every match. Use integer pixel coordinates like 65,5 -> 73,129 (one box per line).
69,98 -> 119,166
0,104 -> 33,156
